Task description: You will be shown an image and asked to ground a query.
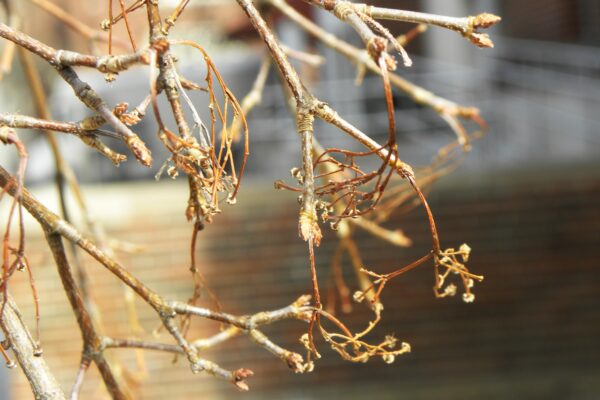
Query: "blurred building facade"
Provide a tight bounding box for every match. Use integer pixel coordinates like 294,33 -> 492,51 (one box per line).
6,163 -> 600,399
4,0 -> 597,183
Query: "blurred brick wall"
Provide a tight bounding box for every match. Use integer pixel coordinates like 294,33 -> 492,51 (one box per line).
6,166 -> 600,399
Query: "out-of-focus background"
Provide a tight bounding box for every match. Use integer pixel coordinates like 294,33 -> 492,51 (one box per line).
1,0 -> 599,399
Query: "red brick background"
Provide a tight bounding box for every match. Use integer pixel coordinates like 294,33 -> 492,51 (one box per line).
6,165 -> 600,399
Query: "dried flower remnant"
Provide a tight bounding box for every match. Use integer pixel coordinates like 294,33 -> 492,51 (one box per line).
434,245 -> 483,301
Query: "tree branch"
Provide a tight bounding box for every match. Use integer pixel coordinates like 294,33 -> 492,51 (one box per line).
0,166 -> 312,390
0,22 -> 147,71
0,294 -> 65,400
44,231 -> 131,400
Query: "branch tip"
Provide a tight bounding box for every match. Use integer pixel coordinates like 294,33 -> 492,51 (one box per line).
232,368 -> 253,391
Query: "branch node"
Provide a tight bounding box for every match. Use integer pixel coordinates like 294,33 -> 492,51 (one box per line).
332,1 -> 355,21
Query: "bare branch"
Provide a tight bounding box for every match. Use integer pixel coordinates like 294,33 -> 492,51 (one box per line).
0,0 -> 493,394
0,294 -> 65,400
44,231 -> 131,399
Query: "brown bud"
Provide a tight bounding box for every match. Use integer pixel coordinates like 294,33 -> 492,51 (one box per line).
285,352 -> 305,373
470,32 -> 494,48
113,103 -> 129,117
232,368 -> 253,391
367,37 -> 387,63
126,135 -> 152,166
299,212 -> 322,246
473,13 -> 502,29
